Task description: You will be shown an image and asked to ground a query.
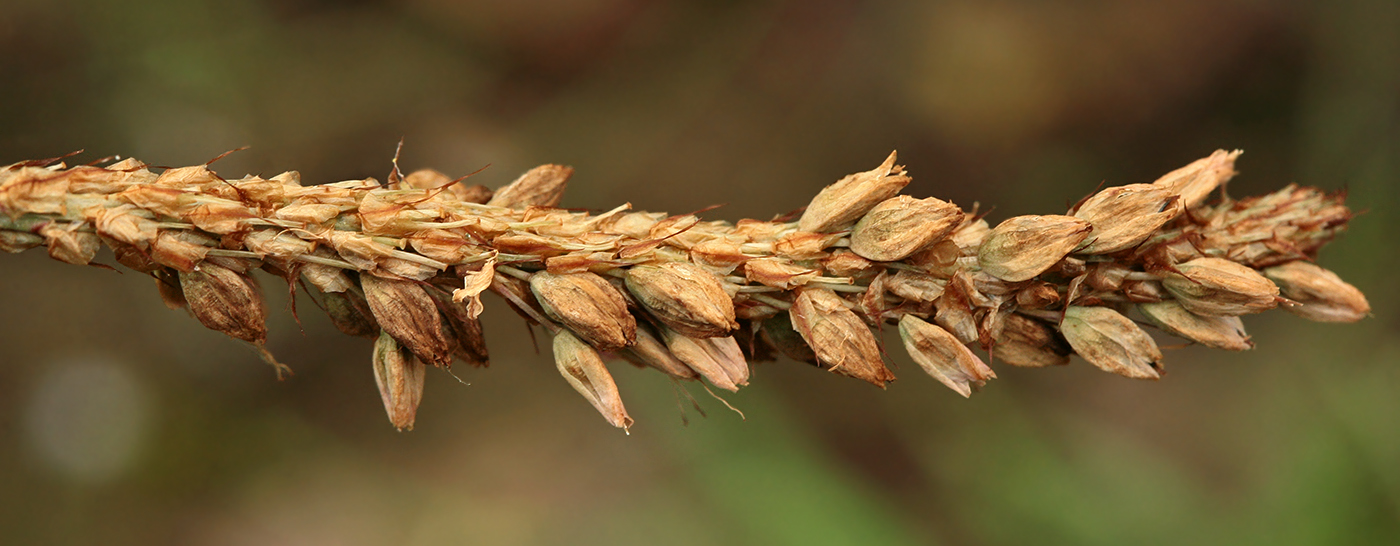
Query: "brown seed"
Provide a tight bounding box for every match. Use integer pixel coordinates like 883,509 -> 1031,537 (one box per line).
361,274 -> 455,367
179,262 -> 267,344
798,151 -> 911,233
886,270 -> 948,303
978,215 -> 1093,282
1060,306 -> 1162,380
153,269 -> 187,310
995,314 -> 1069,368
790,288 -> 895,388
1073,184 -> 1181,254
0,230 -> 44,253
850,195 -> 964,261
530,271 -> 637,351
1162,257 -> 1279,316
1153,149 -> 1241,209
1014,282 -> 1060,310
487,164 -> 573,209
898,315 -> 994,397
553,329 -> 633,430
1263,261 -> 1370,323
1138,301 -> 1253,351
663,329 -> 749,390
372,330 -> 426,431
625,262 -> 738,338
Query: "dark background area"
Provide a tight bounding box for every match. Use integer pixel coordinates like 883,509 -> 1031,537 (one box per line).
1,1 -> 1397,544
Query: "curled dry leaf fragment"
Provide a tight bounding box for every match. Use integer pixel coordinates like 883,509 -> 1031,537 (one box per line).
1061,306 -> 1162,380
372,330 -> 426,432
1262,261 -> 1370,323
553,330 -> 633,430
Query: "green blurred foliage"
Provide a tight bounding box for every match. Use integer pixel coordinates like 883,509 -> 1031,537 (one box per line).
1,0 -> 1397,545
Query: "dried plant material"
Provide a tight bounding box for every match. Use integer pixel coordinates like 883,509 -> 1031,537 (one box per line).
361,274 -> 455,367
530,271 -> 637,351
850,195 -> 964,261
791,288 -> 895,387
323,290 -> 379,338
1263,261 -> 1370,323
487,164 -> 573,209
995,314 -> 1069,368
1138,301 -> 1253,351
798,151 -> 911,233
1073,184 -> 1181,254
179,262 -> 267,344
40,223 -> 100,265
898,315 -> 994,397
979,215 -> 1093,281
372,330 -> 426,431
0,149 -> 1368,431
625,262 -> 738,338
553,330 -> 633,430
1061,306 -> 1162,379
1162,257 -> 1279,316
1153,149 -> 1241,208
624,324 -> 699,380
663,329 -> 749,391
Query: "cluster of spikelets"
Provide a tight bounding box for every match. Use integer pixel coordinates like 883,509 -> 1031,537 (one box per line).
0,149 -> 1370,431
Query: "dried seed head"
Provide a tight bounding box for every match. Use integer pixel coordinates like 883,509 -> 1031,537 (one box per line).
179,262 -> 268,343
798,151 -> 911,233
790,288 -> 895,387
978,215 -> 1093,282
850,195 -> 964,261
487,164 -> 573,209
625,262 -> 739,338
1073,184 -> 1181,254
934,289 -> 978,345
322,290 -> 380,338
1262,261 -> 1370,323
1153,149 -> 1240,209
898,315 -> 994,397
995,314 -> 1069,368
372,330 -> 426,431
1138,301 -> 1253,351
662,329 -> 749,390
553,329 -> 633,430
1162,257 -> 1279,316
1060,306 -> 1162,380
625,324 -> 699,380
361,274 -> 455,367
530,271 -> 637,351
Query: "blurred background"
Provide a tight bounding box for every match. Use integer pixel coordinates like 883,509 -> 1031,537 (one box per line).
1,0 -> 1397,544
